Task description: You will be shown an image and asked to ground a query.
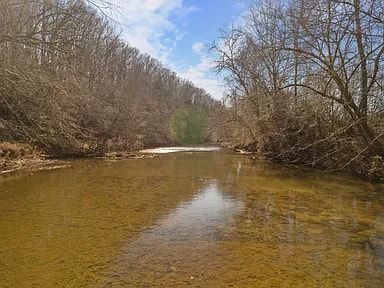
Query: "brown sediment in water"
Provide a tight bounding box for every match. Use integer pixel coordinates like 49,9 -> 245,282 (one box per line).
0,151 -> 383,287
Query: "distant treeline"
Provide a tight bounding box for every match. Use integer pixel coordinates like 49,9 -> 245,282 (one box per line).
211,0 -> 384,180
0,0 -> 215,156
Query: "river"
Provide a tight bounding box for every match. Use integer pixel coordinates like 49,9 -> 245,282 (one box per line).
0,149 -> 383,287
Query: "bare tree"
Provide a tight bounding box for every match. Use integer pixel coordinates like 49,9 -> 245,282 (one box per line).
212,0 -> 384,179
0,0 -> 215,156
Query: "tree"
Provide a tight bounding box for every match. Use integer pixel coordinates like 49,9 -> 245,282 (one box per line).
212,0 -> 384,179
0,0 -> 215,156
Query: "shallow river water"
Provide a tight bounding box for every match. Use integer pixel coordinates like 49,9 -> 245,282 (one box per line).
0,149 -> 383,287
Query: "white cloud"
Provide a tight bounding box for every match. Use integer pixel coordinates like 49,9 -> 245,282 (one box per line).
177,42 -> 224,100
192,41 -> 205,54
106,0 -> 187,63
100,1 -> 225,100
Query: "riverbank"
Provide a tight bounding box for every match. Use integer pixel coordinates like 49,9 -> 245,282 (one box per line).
230,144 -> 384,183
0,143 -> 223,176
0,142 -> 70,175
0,142 -> 160,175
3,141 -> 382,183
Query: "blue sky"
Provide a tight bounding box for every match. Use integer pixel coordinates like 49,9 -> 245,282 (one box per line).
104,0 -> 248,99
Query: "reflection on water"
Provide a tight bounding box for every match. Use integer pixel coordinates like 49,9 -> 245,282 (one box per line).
0,151 -> 383,287
147,181 -> 242,242
100,181 -> 242,287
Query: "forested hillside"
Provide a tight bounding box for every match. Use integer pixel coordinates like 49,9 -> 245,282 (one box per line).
0,0 -> 214,157
1,0 -> 383,181
212,0 -> 384,180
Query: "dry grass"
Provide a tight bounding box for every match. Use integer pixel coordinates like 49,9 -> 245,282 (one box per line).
0,142 -> 43,173
0,142 -> 35,159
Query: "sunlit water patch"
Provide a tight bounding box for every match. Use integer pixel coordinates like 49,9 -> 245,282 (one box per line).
140,146 -> 221,154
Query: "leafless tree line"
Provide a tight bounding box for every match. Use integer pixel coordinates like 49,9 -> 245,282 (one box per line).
212,0 -> 384,180
0,0 -> 214,156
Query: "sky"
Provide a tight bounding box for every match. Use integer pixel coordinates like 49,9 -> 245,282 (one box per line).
103,0 -> 248,100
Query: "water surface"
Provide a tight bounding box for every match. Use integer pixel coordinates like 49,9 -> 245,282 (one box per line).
0,151 -> 383,287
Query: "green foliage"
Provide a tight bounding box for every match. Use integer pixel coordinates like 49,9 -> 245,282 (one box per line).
171,106 -> 208,145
